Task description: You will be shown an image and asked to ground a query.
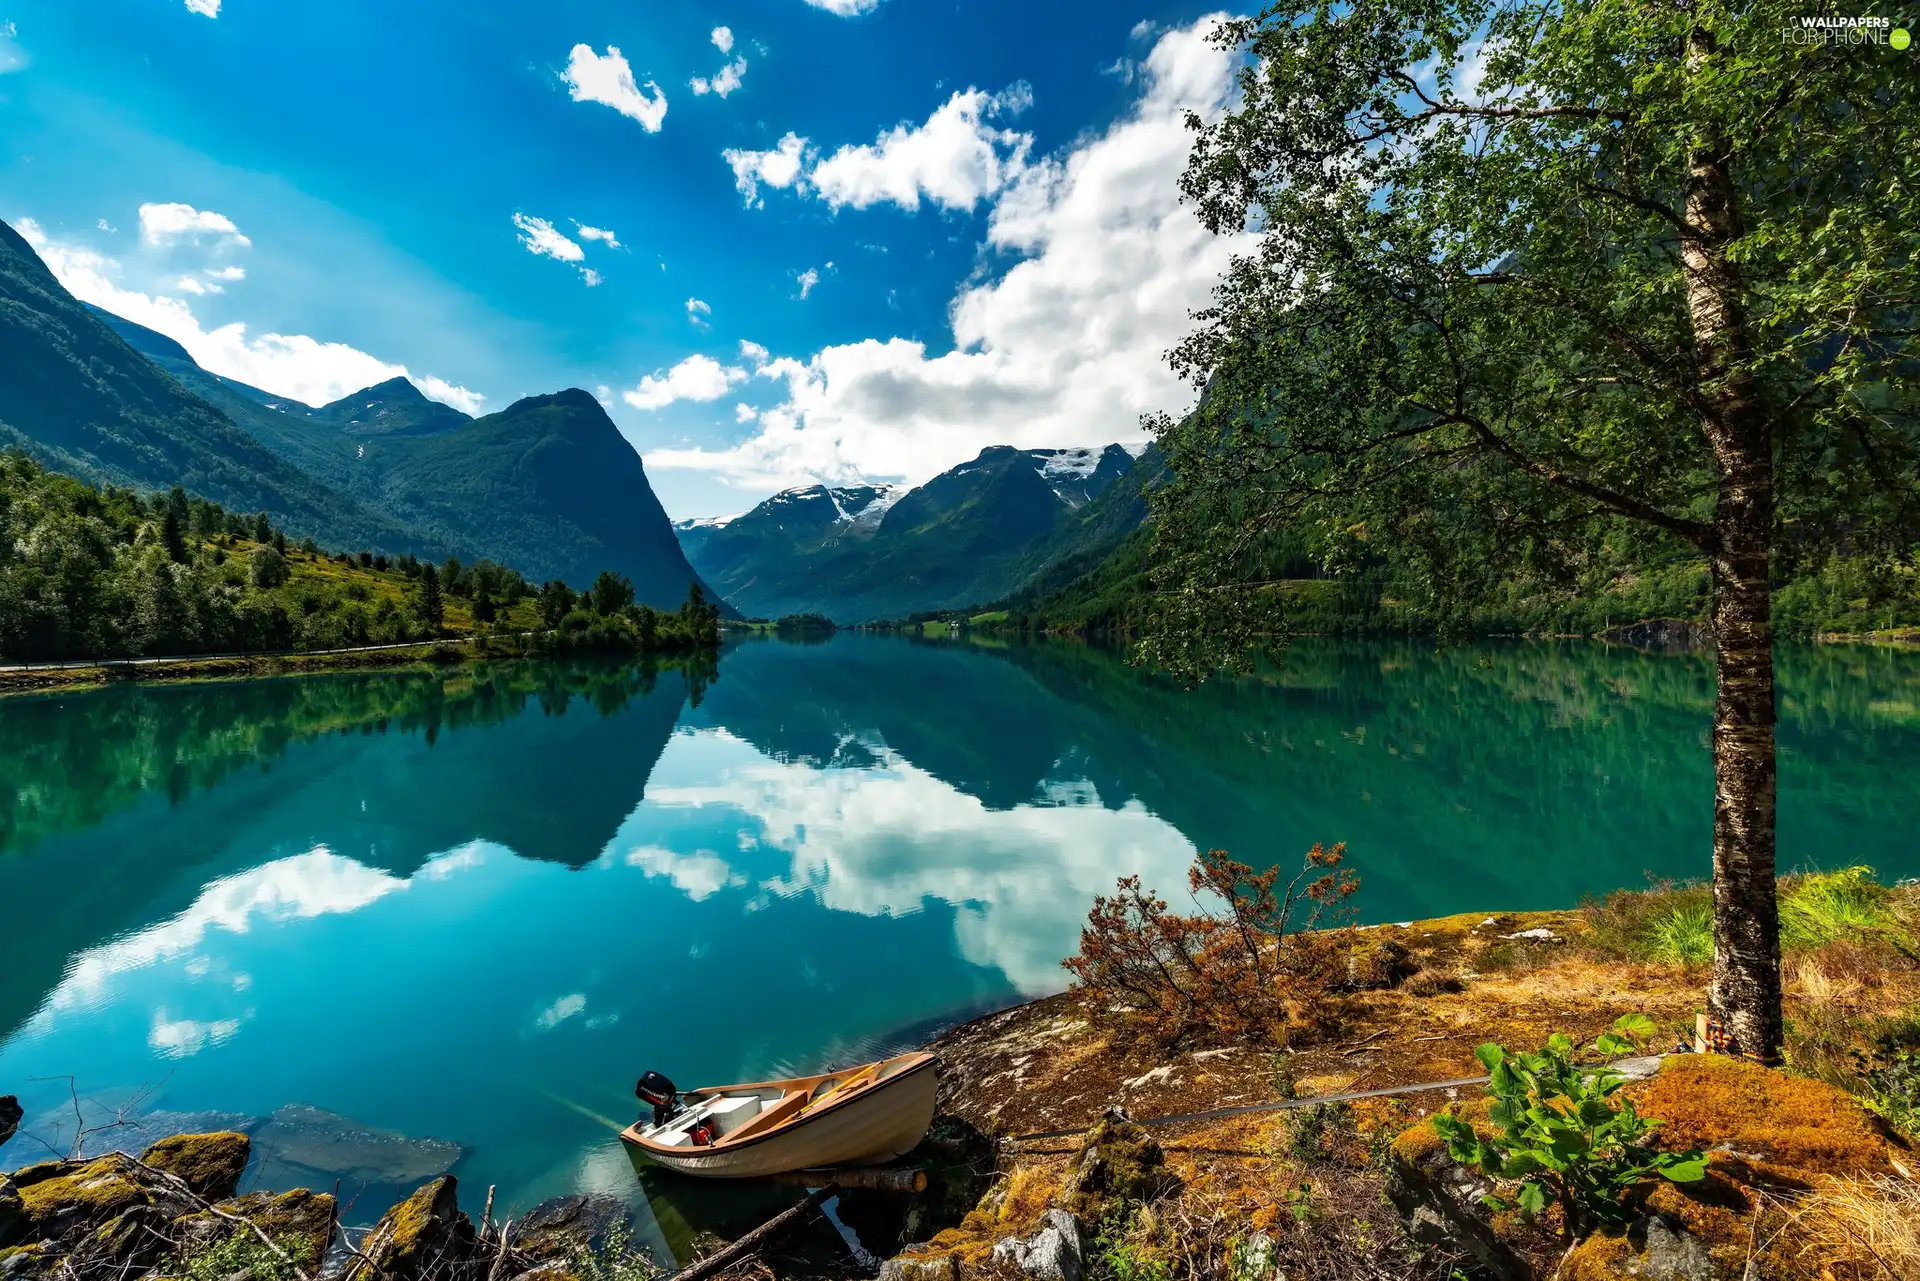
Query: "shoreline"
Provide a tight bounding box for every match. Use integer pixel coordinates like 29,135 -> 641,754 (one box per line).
3,887 -> 1916,1281
0,634 -> 718,697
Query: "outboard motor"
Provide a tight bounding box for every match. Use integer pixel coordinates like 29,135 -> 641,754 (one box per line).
636,1071 -> 680,1127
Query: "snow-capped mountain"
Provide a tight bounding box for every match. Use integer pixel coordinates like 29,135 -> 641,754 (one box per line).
672,443 -> 1146,622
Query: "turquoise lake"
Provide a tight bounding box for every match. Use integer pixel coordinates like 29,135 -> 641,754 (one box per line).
2,635 -> 1917,1242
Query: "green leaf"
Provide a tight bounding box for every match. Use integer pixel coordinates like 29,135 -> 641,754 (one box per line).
1516,1181 -> 1549,1218
1613,1013 -> 1658,1042
1475,1042 -> 1508,1074
1546,1033 -> 1574,1059
1655,1152 -> 1709,1182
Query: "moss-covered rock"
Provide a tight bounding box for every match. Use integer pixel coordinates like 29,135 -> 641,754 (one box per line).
1561,1215 -> 1716,1280
172,1189 -> 335,1261
1342,936 -> 1416,990
141,1133 -> 251,1200
347,1175 -> 474,1281
14,1158 -> 150,1238
1062,1116 -> 1177,1220
0,1181 -> 26,1251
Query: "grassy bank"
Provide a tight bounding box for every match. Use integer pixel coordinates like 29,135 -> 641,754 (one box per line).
915,869 -> 1920,1280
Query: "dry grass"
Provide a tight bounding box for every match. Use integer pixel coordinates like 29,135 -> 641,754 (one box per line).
1789,1174 -> 1920,1280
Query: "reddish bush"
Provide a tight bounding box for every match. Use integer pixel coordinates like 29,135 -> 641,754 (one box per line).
1062,844 -> 1359,1048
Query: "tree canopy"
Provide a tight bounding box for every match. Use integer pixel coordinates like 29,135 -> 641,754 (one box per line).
1145,0 -> 1918,1058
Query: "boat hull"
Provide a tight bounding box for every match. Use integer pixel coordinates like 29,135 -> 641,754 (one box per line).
621,1055 -> 938,1179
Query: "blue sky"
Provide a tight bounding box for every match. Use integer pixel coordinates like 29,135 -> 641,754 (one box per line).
0,0 -> 1253,519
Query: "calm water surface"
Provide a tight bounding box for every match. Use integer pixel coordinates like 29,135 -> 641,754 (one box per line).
1,635 -> 1916,1234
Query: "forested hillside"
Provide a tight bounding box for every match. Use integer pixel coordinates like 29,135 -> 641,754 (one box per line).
0,452 -> 721,662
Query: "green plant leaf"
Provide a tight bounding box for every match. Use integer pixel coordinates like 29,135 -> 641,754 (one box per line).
1516,1181 -> 1549,1218
1476,1042 -> 1507,1073
1613,1013 -> 1658,1042
1655,1151 -> 1709,1182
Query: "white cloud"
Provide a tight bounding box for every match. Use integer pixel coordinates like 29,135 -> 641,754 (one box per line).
691,29 -> 747,99
138,201 -> 251,248
734,403 -> 758,423
626,845 -> 745,901
691,56 -> 746,97
512,212 -> 585,263
562,44 -> 668,132
646,15 -> 1251,491
0,21 -> 24,76
205,264 -> 246,281
738,339 -> 770,366
722,132 -> 810,207
535,993 -> 588,1030
575,223 -> 622,248
622,354 -> 746,411
809,85 -> 1033,212
411,374 -> 485,416
19,219 -> 486,410
802,0 -> 883,14
95,218 -> 114,231
795,267 -> 820,299
582,267 -> 604,287
174,275 -> 220,295
722,85 -> 1032,214
686,297 -> 711,327
639,730 -> 1195,993
184,0 -> 220,17
150,1011 -> 242,1058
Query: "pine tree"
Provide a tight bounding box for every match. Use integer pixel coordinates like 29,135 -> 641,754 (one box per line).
417,563 -> 444,634
160,506 -> 189,565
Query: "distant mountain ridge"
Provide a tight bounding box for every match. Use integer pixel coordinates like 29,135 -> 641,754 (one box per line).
675,442 -> 1150,622
3,218 -> 720,609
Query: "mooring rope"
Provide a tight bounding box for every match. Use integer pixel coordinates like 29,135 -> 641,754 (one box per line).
1003,1073 -> 1494,1143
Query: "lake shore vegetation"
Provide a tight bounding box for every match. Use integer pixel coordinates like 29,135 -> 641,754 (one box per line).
0,452 -> 719,672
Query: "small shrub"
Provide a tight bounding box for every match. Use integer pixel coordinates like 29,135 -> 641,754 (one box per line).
1284,1102 -> 1353,1166
171,1229 -> 311,1281
1645,900 -> 1714,966
567,1221 -> 658,1281
1063,844 -> 1360,1047
1781,866 -> 1909,953
1430,1015 -> 1706,1239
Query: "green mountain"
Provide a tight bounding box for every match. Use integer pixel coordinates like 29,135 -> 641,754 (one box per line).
0,218 -> 420,553
116,315 -> 714,606
676,444 -> 1146,622
0,219 -> 719,608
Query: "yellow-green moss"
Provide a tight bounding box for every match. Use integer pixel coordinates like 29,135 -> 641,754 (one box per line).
141,1133 -> 250,1199
1632,1055 -> 1890,1177
16,1159 -> 147,1223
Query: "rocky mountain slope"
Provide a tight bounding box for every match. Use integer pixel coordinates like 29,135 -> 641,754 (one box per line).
676,445 -> 1146,622
3,219 -> 716,608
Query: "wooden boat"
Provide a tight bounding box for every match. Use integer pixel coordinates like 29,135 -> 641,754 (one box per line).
619,1051 -> 938,1179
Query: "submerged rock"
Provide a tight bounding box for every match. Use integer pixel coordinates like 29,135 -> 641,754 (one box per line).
140,1131 -> 250,1199
507,1193 -> 630,1264
990,1209 -> 1082,1281
252,1104 -> 465,1189
0,1099 -> 21,1152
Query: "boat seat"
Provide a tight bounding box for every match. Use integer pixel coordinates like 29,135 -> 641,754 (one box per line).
716,1091 -> 810,1145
